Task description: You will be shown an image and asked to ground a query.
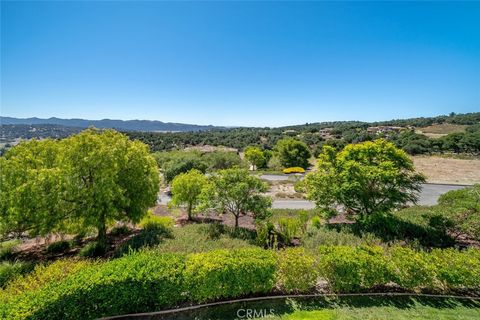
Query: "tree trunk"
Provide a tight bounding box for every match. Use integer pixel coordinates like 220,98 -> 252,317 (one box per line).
187,203 -> 193,220
234,214 -> 239,228
97,214 -> 107,246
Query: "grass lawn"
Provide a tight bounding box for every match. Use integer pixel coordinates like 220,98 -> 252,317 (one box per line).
274,305 -> 479,319
265,297 -> 480,320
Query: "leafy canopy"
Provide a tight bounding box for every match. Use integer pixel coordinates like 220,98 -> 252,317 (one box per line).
303,139 -> 425,219
244,146 -> 266,170
200,168 -> 271,227
169,169 -> 209,220
0,129 -> 160,243
274,138 -> 311,169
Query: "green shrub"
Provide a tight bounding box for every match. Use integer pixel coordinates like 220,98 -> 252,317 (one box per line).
46,240 -> 72,254
282,167 -> 305,174
78,241 -> 107,258
3,246 -> 480,320
303,227 -> 382,250
1,248 -> 276,319
0,261 -> 34,288
114,222 -> 173,257
0,259 -> 92,303
155,224 -> 253,254
0,239 -> 21,261
428,248 -> 480,291
356,211 -> 455,247
138,212 -> 174,229
276,248 -> 318,293
317,246 -> 393,292
311,216 -> 323,229
256,221 -> 279,249
184,248 -> 276,302
389,247 -> 436,289
277,217 -> 303,244
1,252 -> 186,320
109,225 -> 131,236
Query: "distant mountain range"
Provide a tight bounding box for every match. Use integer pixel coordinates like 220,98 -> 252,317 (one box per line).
0,117 -> 220,132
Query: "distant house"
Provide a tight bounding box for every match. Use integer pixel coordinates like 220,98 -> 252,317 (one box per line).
318,128 -> 333,139
367,126 -> 404,135
282,129 -> 297,136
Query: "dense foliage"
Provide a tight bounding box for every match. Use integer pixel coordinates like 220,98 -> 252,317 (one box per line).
1,246 -> 479,319
0,129 -> 160,245
200,168 -> 272,227
303,139 -> 426,220
244,146 -> 268,170
274,138 -> 311,169
169,169 -> 209,220
123,112 -> 480,156
154,150 -> 243,182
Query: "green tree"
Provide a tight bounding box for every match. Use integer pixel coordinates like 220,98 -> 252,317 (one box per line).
303,139 -> 425,220
0,139 -> 64,236
244,146 -> 266,170
169,169 -> 208,220
62,129 -> 160,245
201,168 -> 271,227
274,138 -> 311,169
0,129 -> 160,245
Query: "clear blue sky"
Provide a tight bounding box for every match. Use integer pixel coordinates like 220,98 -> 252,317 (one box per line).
1,1 -> 479,127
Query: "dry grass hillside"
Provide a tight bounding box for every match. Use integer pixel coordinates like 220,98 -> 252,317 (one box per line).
416,123 -> 468,138
412,155 -> 480,185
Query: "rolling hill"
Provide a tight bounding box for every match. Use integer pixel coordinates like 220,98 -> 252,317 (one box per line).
0,117 -> 219,132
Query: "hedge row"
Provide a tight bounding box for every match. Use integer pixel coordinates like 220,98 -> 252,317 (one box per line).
1,246 -> 479,320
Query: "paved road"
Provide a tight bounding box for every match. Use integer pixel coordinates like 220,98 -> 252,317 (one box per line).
271,184 -> 466,209
159,182 -> 466,209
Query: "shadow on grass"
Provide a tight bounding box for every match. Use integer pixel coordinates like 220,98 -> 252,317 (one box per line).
202,223 -> 257,244
326,213 -> 455,248
113,224 -> 174,257
145,295 -> 480,320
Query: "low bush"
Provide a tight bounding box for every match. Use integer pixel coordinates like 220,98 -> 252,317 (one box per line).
339,211 -> 455,247
155,224 -> 253,254
428,248 -> 480,291
1,248 -> 275,319
78,241 -> 107,258
389,247 -> 436,289
114,222 -> 173,257
184,248 -> 277,302
0,259 -> 92,303
275,248 -> 318,293
0,261 -> 34,288
310,216 -> 323,229
46,240 -> 72,254
0,239 -> 21,261
1,252 -> 186,320
303,227 -> 382,250
137,212 -> 174,229
109,225 -> 131,236
317,246 -> 392,292
282,167 -> 305,174
2,246 -> 479,320
258,209 -> 313,247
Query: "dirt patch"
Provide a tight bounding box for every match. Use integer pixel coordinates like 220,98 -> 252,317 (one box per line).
412,156 -> 480,185
416,123 -> 468,135
152,205 -> 257,230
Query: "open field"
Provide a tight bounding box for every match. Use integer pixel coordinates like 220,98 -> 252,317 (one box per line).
412,156 -> 480,185
416,123 -> 468,138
